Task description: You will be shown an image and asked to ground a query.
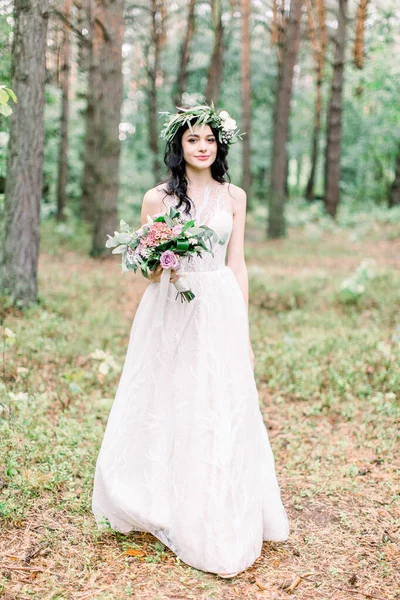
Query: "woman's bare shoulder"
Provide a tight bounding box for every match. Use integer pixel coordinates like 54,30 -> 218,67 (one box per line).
221,182 -> 246,215
142,184 -> 170,211
223,182 -> 246,202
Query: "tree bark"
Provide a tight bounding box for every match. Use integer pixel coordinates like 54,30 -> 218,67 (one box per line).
354,0 -> 368,69
268,0 -> 303,239
56,0 -> 72,221
147,0 -> 164,184
389,146 -> 400,208
173,0 -> 196,107
81,0 -> 124,255
81,0 -> 99,223
0,0 -> 49,306
324,0 -> 347,218
205,0 -> 224,106
240,0 -> 252,200
305,0 -> 326,200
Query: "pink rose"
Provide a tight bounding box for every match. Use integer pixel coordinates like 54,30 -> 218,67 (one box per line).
160,250 -> 179,269
172,224 -> 183,235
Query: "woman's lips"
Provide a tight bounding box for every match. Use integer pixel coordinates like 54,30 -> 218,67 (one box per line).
195,156 -> 210,161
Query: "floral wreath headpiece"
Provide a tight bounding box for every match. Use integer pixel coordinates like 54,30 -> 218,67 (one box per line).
159,103 -> 244,146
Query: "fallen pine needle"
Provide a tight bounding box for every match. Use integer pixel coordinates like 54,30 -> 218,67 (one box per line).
301,575 -> 389,600
0,564 -> 58,576
75,585 -> 113,600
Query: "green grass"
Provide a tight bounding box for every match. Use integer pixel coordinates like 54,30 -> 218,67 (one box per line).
0,214 -> 399,599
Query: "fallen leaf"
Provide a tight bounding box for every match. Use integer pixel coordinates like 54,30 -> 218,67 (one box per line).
122,548 -> 145,557
255,577 -> 268,590
288,575 -> 302,592
349,574 -> 358,586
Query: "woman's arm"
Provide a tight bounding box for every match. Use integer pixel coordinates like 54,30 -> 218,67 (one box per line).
226,186 -> 254,368
140,188 -> 180,284
140,188 -> 163,226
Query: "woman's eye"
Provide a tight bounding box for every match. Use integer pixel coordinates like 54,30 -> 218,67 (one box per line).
187,138 -> 215,143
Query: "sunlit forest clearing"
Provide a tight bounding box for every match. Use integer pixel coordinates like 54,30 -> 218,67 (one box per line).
1,0 -> 400,597
1,209 -> 399,599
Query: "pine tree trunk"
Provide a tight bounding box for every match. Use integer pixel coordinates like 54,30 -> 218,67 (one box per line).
324,0 -> 347,218
268,0 -> 303,239
305,77 -> 322,200
205,0 -> 224,106
56,0 -> 72,221
81,0 -> 124,255
0,0 -> 49,306
240,0 -> 252,200
173,0 -> 196,107
148,0 -> 163,184
305,0 -> 326,200
81,0 -> 99,223
389,146 -> 400,208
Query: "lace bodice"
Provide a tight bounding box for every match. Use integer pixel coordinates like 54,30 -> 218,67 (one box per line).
163,185 -> 234,272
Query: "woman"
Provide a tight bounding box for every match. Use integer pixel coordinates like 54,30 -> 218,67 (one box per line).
92,104 -> 289,577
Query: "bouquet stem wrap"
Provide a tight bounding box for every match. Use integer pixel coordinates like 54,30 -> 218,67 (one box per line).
155,268 -> 192,328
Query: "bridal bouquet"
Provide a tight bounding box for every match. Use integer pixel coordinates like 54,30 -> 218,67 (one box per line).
105,205 -> 218,303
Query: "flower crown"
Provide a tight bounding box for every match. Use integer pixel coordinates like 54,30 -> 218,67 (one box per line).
159,103 -> 244,146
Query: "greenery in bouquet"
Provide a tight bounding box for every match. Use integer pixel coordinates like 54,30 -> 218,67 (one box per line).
105,205 -> 219,302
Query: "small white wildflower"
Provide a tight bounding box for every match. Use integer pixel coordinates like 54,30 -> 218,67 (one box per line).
219,110 -> 230,120
90,349 -> 107,360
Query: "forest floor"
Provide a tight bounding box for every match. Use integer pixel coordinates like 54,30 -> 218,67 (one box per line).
1,212 -> 399,600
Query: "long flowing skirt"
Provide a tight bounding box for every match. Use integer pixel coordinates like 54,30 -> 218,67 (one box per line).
92,266 -> 289,574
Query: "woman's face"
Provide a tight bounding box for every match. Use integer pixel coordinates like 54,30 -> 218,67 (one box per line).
181,124 -> 218,170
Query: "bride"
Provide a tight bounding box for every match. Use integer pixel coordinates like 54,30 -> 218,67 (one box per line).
92,104 -> 289,578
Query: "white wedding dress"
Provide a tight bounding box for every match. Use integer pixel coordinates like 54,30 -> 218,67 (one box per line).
92,184 -> 289,574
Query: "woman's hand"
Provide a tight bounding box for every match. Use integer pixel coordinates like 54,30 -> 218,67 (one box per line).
249,342 -> 255,370
147,264 -> 180,284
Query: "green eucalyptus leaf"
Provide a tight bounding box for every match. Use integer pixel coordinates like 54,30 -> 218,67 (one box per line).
5,88 -> 17,103
0,88 -> 9,104
0,103 -> 12,117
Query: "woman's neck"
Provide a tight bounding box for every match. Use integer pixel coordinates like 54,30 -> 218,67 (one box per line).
185,166 -> 216,192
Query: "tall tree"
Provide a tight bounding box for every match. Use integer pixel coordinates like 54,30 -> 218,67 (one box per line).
173,0 -> 196,107
0,0 -> 49,306
147,0 -> 165,184
56,0 -> 72,221
354,0 -> 368,69
205,0 -> 224,105
268,0 -> 303,239
304,0 -> 326,200
389,146 -> 400,208
81,0 -> 124,254
324,0 -> 347,218
240,0 -> 252,199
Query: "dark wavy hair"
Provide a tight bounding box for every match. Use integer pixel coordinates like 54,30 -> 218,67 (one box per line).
160,119 -> 231,215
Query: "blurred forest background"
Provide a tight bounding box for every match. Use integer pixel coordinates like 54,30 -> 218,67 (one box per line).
1,0 -> 400,303
1,2 -> 400,599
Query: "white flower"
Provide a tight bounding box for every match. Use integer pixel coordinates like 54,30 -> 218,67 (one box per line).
126,248 -> 137,264
219,110 -> 230,120
140,247 -> 152,258
223,118 -> 237,131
